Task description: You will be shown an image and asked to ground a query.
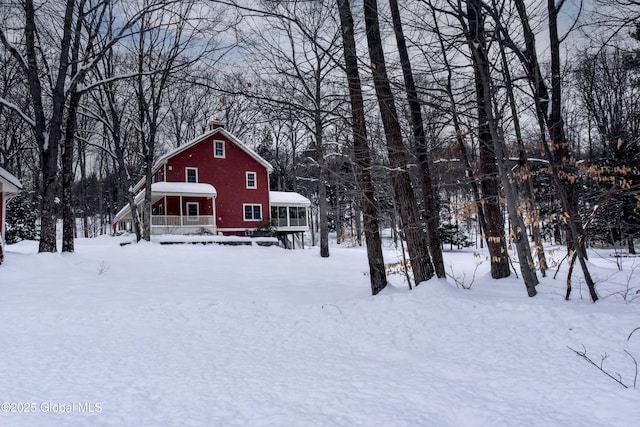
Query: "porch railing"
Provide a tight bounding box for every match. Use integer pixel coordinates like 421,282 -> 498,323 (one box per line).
152,215 -> 215,227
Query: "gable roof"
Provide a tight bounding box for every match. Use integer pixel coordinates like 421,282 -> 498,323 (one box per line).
133,127 -> 273,193
0,167 -> 22,193
156,127 -> 273,173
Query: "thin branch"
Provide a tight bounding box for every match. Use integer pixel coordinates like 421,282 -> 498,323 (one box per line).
568,345 -> 629,388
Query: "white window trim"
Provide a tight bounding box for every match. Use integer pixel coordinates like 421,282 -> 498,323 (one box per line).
246,171 -> 257,189
186,202 -> 199,219
243,203 -> 262,221
185,167 -> 198,183
214,139 -> 225,158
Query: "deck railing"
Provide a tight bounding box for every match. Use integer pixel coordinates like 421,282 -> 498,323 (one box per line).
288,217 -> 307,227
270,217 -> 307,228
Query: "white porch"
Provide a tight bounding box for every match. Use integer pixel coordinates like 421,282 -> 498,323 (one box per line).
115,182 -> 217,235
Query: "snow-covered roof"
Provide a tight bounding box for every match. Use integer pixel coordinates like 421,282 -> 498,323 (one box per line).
269,191 -> 311,206
150,182 -> 217,197
0,167 -> 22,193
115,183 -> 216,220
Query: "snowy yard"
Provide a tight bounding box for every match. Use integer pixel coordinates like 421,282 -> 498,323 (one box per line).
1,236 -> 639,426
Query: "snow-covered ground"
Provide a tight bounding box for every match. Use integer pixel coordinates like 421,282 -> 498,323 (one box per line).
1,235 -> 638,426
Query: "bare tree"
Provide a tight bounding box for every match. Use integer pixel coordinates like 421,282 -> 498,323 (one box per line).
363,0 -> 435,285
241,0 -> 344,257
460,0 -> 511,279
131,0 -> 227,241
336,0 -> 388,295
0,0 -> 176,252
87,47 -> 145,242
389,0 -> 445,278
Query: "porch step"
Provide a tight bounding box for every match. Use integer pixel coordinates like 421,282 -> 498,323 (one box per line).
119,235 -> 280,247
157,235 -> 279,246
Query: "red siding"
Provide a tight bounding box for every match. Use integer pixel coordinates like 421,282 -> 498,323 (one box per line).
163,133 -> 270,232
153,196 -> 214,216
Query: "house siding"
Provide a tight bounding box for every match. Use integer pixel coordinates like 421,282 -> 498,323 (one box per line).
164,134 -> 270,232
152,197 -> 214,217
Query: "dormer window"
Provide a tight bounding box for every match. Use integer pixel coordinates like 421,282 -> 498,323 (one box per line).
152,168 -> 165,183
186,167 -> 198,183
246,171 -> 257,189
214,139 -> 225,158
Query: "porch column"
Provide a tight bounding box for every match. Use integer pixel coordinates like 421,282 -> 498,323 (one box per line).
180,196 -> 183,227
211,196 -> 216,231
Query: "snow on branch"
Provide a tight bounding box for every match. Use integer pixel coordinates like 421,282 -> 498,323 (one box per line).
0,97 -> 36,128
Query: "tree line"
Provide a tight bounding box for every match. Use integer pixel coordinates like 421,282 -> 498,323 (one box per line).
1,0 -> 638,301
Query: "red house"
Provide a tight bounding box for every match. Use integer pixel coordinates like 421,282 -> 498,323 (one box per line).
115,122 -> 310,242
0,166 -> 23,253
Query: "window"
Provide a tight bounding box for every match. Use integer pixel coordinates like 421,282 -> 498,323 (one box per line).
289,206 -> 307,226
214,139 -> 225,158
271,206 -> 288,227
186,202 -> 199,218
152,168 -> 165,184
244,204 -> 262,221
186,167 -> 198,183
246,171 -> 257,189
152,203 -> 164,215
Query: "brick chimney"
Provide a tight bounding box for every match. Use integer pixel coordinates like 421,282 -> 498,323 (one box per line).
208,119 -> 224,131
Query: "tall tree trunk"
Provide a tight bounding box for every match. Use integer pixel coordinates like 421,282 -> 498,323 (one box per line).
466,0 -> 510,279
363,0 -> 434,285
548,0 -> 581,252
61,0 -> 88,252
431,8 -> 489,252
507,0 -> 597,300
61,91 -> 80,252
463,0 -> 538,295
498,40 -> 547,277
22,0 -> 77,253
354,197 -> 363,246
316,110 -> 330,257
79,142 -> 89,238
389,0 -> 445,278
337,0 -> 387,295
546,0 -> 597,301
142,136 -> 154,241
492,121 -> 539,296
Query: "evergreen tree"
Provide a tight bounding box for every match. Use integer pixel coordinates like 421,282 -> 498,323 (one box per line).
5,191 -> 38,244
